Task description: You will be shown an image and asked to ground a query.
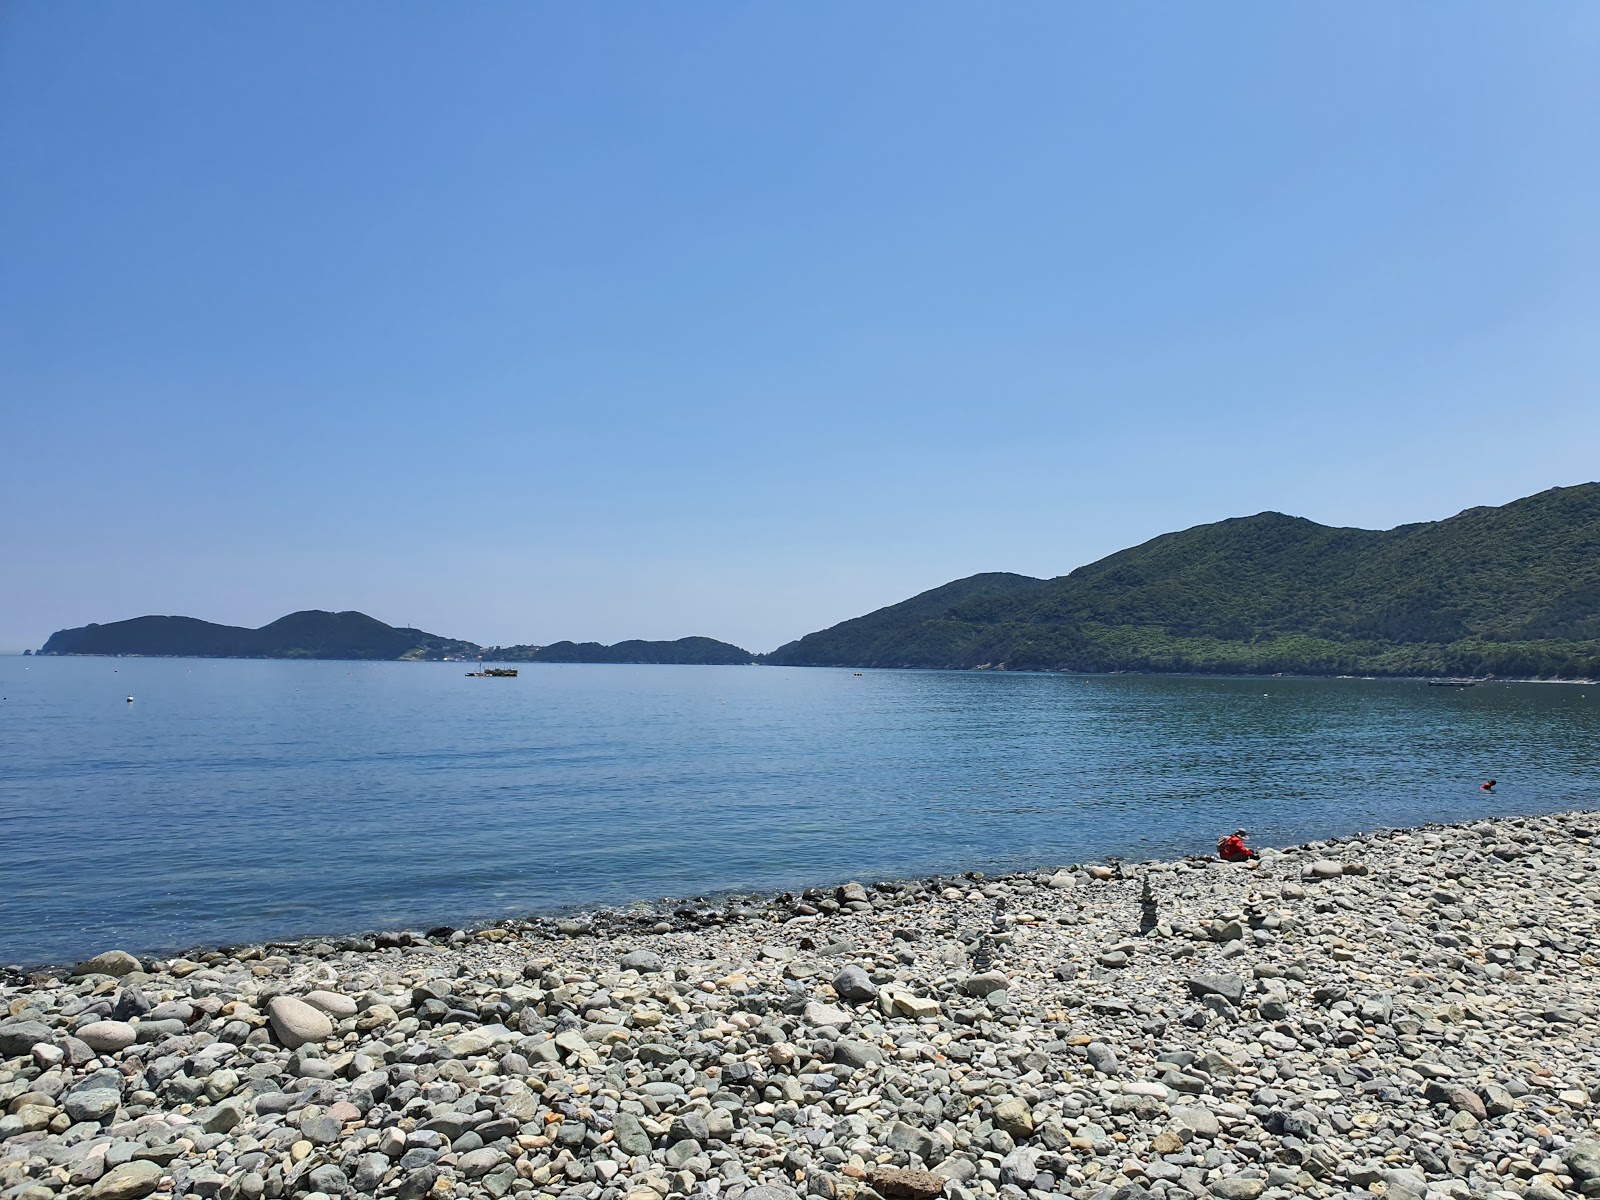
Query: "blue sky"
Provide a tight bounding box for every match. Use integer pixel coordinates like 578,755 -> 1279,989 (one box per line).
3,4 -> 1597,653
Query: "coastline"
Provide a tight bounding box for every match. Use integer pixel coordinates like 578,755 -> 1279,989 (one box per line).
1,798 -> 1594,978
0,796 -> 1579,979
5,809 -> 1600,1200
10,651 -> 1596,686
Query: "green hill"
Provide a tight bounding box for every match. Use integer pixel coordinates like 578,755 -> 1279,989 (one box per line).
496,636 -> 757,665
38,611 -> 481,661
765,483 -> 1600,678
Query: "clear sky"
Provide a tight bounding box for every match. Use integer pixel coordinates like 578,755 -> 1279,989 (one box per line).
3,4 -> 1597,653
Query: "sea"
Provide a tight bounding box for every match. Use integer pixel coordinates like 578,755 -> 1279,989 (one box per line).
2,655 -> 1596,966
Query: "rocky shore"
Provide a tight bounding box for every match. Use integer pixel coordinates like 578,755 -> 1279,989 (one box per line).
5,811 -> 1600,1200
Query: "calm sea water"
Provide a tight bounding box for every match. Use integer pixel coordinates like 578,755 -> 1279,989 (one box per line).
1,656 -> 1596,965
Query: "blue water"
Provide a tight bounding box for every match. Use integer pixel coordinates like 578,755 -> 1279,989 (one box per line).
2,656 -> 1597,965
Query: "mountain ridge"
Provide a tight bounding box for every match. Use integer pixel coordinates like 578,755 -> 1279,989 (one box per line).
766,483 -> 1600,678
36,613 -> 755,665
36,611 -> 483,661
34,483 -> 1600,677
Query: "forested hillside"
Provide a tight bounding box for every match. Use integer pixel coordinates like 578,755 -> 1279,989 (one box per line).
766,483 -> 1600,678
496,637 -> 756,665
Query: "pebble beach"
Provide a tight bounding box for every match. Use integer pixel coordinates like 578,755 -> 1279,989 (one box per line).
4,810 -> 1600,1200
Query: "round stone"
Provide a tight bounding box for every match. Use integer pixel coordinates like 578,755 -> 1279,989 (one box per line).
267,996 -> 334,1049
301,990 -> 358,1018
73,950 -> 141,978
90,1161 -> 163,1200
76,1021 -> 137,1054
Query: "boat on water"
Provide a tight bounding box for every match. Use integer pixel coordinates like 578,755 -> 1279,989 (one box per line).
466,665 -> 519,678
1427,679 -> 1478,687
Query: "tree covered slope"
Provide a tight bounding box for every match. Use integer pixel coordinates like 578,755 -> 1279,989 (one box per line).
496,637 -> 757,665
766,483 -> 1600,678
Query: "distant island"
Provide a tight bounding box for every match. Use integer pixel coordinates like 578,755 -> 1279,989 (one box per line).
34,483 -> 1600,678
36,611 -> 756,666
37,611 -> 481,661
767,482 -> 1600,679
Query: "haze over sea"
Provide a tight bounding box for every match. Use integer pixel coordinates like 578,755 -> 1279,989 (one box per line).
2,655 -> 1596,966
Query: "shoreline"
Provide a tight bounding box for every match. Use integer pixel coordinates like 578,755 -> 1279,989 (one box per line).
0,806 -> 1566,978
0,800 -> 1588,978
6,809 -> 1600,1200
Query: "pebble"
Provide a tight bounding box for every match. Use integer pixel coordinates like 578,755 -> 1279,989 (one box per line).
75,1019 -> 137,1054
1170,1103 -> 1220,1139
61,1067 -> 123,1121
0,1021 -> 52,1057
867,1165 -> 946,1198
301,988 -> 358,1017
831,963 -> 878,1002
801,1000 -> 850,1027
265,994 -> 334,1048
88,1160 -> 162,1199
619,948 -> 664,973
1086,1040 -> 1121,1075
962,970 -> 1009,996
71,950 -> 141,978
992,1096 -> 1035,1138
1210,1176 -> 1265,1200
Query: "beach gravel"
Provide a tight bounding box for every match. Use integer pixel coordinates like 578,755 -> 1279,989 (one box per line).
5,810 -> 1600,1200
